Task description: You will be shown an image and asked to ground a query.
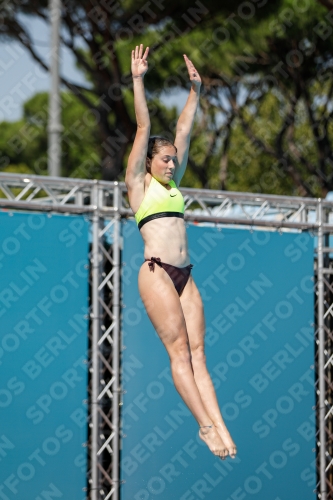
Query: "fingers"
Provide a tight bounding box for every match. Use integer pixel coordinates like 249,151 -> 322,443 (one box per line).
132,44 -> 149,61
183,54 -> 200,79
183,54 -> 195,68
143,46 -> 149,60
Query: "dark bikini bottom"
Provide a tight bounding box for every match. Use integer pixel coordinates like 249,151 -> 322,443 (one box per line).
144,257 -> 193,297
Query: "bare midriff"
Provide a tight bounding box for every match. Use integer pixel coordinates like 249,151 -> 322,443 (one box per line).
140,216 -> 189,267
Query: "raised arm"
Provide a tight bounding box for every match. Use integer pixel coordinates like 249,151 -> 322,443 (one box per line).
125,44 -> 150,192
173,55 -> 202,186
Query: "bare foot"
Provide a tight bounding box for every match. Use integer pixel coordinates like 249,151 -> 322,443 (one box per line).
199,426 -> 228,459
214,422 -> 237,459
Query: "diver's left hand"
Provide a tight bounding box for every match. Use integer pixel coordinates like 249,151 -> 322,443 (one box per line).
183,54 -> 202,90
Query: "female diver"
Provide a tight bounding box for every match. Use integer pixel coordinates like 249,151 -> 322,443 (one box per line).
125,44 -> 237,460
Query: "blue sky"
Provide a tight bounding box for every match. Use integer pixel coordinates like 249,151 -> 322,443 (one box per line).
0,15 -> 87,122
0,15 -> 185,123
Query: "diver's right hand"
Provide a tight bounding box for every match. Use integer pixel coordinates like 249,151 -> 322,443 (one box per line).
131,44 -> 149,78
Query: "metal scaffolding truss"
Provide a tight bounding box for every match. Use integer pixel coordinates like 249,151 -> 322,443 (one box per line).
0,172 -> 333,500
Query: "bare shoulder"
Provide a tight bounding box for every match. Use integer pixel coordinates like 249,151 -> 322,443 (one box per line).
126,172 -> 152,214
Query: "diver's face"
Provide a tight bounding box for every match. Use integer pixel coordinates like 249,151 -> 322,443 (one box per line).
149,145 -> 178,184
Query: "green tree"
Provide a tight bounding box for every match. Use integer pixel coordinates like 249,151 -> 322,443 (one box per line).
0,0 -> 282,181
182,1 -> 333,196
0,90 -> 180,180
1,0 -> 332,197
0,92 -> 101,178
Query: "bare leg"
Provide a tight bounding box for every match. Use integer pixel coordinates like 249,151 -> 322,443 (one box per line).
138,262 -> 228,459
180,276 -> 237,458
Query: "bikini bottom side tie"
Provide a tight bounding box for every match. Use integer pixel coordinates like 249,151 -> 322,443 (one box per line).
145,257 -> 193,297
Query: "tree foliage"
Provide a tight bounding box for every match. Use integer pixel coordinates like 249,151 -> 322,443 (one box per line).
0,92 -> 101,178
0,0 -> 333,197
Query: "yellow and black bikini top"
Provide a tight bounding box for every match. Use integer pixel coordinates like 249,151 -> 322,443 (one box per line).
134,176 -> 185,230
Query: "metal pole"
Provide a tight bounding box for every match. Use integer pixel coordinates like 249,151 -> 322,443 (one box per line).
91,183 -> 100,500
317,198 -> 327,500
111,182 -> 121,500
48,0 -> 62,177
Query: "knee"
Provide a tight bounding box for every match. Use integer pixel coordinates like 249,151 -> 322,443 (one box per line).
191,345 -> 206,365
169,338 -> 191,366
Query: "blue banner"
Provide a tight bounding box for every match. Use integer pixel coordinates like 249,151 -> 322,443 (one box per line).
0,211 -> 89,499
121,221 -> 315,500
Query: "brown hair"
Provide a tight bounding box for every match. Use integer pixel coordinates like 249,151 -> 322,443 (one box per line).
147,136 -> 177,160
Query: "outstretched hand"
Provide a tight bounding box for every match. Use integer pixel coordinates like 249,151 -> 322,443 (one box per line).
183,54 -> 201,89
131,44 -> 149,78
